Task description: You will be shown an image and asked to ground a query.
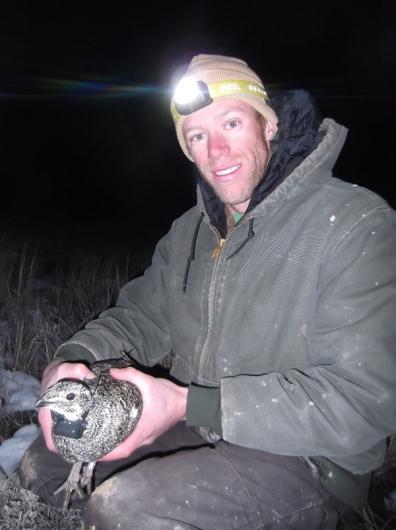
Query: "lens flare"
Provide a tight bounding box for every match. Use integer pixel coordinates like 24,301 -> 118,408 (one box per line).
0,75 -> 168,99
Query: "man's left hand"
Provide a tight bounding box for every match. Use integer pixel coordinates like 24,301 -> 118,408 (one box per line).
98,367 -> 188,461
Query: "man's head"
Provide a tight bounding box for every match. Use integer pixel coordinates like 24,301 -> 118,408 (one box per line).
171,54 -> 278,161
171,54 -> 278,213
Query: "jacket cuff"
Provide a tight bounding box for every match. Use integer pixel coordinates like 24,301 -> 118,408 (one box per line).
54,344 -> 97,364
186,384 -> 223,437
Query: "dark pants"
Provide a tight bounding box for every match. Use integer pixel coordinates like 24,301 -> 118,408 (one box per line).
19,422 -> 341,529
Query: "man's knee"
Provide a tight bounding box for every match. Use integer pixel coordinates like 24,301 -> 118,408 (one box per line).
19,445 -> 39,490
84,474 -> 142,530
18,434 -> 73,507
18,435 -> 52,489
83,463 -> 196,530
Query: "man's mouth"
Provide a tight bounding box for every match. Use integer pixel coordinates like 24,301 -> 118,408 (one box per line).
213,164 -> 241,178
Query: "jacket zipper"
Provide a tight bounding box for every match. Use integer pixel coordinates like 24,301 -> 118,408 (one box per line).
211,238 -> 225,260
198,224 -> 236,379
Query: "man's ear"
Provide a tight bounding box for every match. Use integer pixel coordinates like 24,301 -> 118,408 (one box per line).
264,120 -> 277,142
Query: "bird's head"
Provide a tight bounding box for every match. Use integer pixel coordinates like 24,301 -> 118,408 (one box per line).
35,379 -> 93,421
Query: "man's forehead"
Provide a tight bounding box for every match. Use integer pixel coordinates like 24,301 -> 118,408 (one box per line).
182,99 -> 254,131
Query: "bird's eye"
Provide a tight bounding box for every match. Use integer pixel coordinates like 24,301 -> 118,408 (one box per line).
66,392 -> 76,401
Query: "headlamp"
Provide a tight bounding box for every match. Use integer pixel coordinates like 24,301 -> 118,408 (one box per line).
173,78 -> 213,116
171,77 -> 269,122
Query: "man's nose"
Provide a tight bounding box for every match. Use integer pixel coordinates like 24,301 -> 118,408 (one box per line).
207,134 -> 230,159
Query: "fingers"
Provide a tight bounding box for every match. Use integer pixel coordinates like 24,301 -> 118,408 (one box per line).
41,360 -> 95,391
109,366 -> 141,382
39,360 -> 95,452
110,367 -> 150,403
99,440 -> 135,461
56,362 -> 95,380
98,420 -> 152,462
38,408 -> 57,453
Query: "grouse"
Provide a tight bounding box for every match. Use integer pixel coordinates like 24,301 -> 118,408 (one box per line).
35,357 -> 143,509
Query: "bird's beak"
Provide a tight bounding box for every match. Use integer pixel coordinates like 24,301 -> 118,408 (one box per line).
35,396 -> 54,408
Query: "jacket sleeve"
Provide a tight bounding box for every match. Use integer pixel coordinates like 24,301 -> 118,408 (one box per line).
219,206 -> 396,463
56,228 -> 173,366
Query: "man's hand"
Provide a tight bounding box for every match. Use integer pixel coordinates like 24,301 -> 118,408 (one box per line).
38,359 -> 95,452
99,367 -> 188,461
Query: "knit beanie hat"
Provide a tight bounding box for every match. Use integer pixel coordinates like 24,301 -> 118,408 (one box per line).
171,54 -> 278,161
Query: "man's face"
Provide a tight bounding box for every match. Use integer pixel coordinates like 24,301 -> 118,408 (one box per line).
182,98 -> 275,213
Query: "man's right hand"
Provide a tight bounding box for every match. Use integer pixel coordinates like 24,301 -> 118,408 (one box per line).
38,359 -> 95,452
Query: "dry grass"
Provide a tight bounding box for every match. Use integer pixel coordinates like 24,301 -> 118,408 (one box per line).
0,232 -> 150,437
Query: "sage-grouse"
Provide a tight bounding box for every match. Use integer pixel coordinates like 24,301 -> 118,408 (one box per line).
35,358 -> 143,509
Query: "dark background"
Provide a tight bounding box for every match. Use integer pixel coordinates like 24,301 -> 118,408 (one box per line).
0,2 -> 394,250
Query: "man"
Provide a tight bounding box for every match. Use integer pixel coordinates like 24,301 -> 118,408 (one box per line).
20,54 -> 396,529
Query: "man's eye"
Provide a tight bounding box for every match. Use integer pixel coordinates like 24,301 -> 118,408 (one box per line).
190,133 -> 205,143
227,119 -> 240,129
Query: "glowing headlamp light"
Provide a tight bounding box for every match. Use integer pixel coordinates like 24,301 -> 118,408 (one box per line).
172,77 -> 270,122
173,78 -> 212,116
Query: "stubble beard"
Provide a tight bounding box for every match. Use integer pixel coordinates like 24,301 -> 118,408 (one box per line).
210,178 -> 258,207
199,151 -> 269,208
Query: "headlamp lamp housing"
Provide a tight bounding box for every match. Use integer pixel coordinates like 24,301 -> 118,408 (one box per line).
173,79 -> 213,116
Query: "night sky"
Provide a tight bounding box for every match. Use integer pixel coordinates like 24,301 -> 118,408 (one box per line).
0,2 -> 394,250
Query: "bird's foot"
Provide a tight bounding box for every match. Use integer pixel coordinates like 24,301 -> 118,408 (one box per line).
79,461 -> 96,495
54,462 -> 86,509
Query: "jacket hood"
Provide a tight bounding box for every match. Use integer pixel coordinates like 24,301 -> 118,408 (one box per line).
195,90 -> 345,236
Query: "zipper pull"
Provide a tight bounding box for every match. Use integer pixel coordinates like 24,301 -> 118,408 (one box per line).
211,238 -> 225,260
